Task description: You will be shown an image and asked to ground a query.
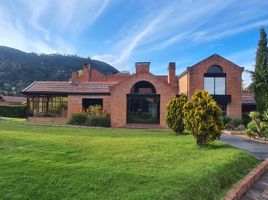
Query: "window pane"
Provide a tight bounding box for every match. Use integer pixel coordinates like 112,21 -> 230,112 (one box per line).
204,77 -> 214,94
215,77 -> 225,95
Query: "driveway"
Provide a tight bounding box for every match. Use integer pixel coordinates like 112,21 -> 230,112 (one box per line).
220,134 -> 268,160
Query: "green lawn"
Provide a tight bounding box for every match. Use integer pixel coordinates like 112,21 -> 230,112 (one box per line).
0,117 -> 26,122
0,123 -> 259,200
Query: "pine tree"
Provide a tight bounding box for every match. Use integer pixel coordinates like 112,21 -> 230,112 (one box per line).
253,26 -> 268,113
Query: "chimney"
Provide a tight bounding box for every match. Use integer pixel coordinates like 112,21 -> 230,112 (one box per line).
168,62 -> 176,88
135,62 -> 150,74
71,71 -> 78,82
81,63 -> 90,82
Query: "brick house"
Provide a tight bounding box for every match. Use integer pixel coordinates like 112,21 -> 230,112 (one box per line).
0,95 -> 26,105
22,54 -> 246,128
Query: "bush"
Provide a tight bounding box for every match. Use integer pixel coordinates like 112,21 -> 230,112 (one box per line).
0,105 -> 26,118
68,112 -> 111,127
226,118 -> 243,130
183,90 -> 224,146
86,114 -> 110,127
245,121 -> 258,137
222,115 -> 232,128
166,94 -> 188,133
67,113 -> 88,125
234,118 -> 242,127
242,114 -> 251,126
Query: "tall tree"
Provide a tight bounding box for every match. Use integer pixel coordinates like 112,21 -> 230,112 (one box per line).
253,26 -> 268,112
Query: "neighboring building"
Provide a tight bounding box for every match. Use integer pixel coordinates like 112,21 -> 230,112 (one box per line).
241,92 -> 256,113
22,54 -> 248,128
0,95 -> 26,105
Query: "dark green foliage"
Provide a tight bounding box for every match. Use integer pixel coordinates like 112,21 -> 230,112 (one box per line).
67,113 -> 88,125
86,115 -> 111,127
242,113 -> 251,126
233,118 -> 243,127
252,27 -> 268,112
183,90 -> 224,146
68,112 -> 111,127
246,110 -> 268,137
0,105 -> 26,118
222,115 -> 232,127
0,46 -> 119,95
166,94 -> 188,133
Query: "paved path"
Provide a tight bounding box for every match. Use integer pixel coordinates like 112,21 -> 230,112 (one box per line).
220,134 -> 268,160
240,171 -> 268,200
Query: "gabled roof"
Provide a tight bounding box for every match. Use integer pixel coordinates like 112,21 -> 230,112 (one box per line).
22,81 -> 118,95
0,95 -> 26,103
189,54 -> 243,70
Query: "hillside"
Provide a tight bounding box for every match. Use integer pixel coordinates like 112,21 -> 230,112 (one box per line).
0,46 -> 119,95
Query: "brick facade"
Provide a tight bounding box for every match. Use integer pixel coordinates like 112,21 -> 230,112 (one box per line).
178,54 -> 244,119
24,54 -> 244,127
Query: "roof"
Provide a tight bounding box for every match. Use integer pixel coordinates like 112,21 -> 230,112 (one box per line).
190,54 -> 244,70
0,96 -> 26,103
22,81 -> 118,95
242,92 -> 256,104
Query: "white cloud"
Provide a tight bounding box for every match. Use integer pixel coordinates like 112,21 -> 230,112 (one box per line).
0,0 -> 109,54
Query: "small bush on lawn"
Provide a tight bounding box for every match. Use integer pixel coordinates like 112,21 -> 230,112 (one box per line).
166,94 -> 188,133
0,105 -> 26,118
67,113 -> 88,125
183,90 -> 224,146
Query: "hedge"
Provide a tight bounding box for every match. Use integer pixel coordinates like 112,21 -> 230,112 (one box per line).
0,105 -> 27,118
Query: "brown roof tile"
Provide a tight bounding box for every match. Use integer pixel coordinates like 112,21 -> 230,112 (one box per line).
242,92 -> 255,104
0,96 -> 26,103
22,81 -> 118,95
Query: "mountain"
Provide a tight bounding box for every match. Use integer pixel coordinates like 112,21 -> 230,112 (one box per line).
0,46 -> 119,95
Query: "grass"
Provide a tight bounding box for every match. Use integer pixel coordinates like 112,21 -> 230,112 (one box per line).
0,117 -> 26,122
0,123 -> 260,200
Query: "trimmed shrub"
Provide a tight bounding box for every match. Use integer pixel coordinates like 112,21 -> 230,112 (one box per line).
183,90 -> 224,146
68,112 -> 111,127
0,105 -> 26,118
86,115 -> 111,127
67,113 -> 88,125
166,94 -> 188,133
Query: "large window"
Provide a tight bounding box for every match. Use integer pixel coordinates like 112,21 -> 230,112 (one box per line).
82,98 -> 103,113
28,96 -> 67,117
127,81 -> 160,124
204,65 -> 226,95
204,77 -> 226,95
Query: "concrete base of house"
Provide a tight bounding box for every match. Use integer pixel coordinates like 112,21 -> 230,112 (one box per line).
27,117 -> 67,124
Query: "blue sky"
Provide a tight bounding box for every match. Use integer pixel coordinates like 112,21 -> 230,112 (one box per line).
0,0 -> 268,86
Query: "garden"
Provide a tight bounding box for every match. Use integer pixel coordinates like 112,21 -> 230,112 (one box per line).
0,122 -> 259,200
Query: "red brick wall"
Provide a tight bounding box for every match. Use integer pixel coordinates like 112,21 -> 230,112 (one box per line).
187,55 -> 244,119
67,95 -> 111,118
110,72 -> 177,128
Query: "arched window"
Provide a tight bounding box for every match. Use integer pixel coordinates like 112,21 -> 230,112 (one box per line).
127,81 -> 160,124
204,65 -> 226,95
207,65 -> 223,73
130,81 -> 156,94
